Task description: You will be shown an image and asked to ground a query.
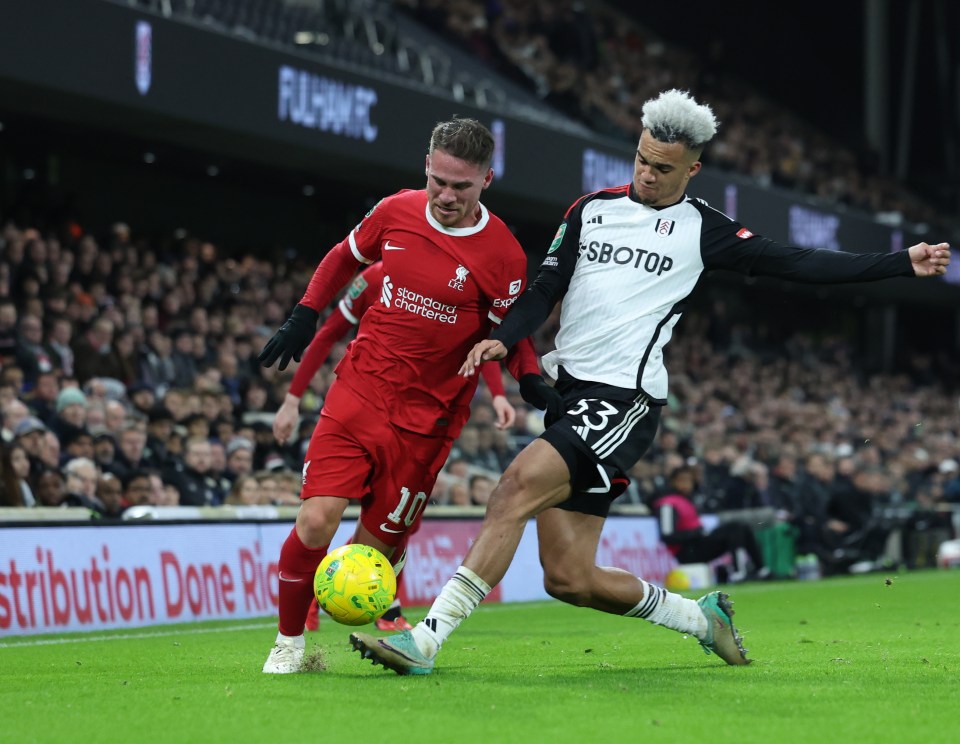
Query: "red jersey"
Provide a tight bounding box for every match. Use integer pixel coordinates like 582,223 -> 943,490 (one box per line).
301,190 -> 530,436
290,262 -> 507,401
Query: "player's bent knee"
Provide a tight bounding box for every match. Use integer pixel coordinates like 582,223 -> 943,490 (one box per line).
296,496 -> 346,546
486,467 -> 557,523
542,568 -> 591,606
484,477 -> 535,523
297,504 -> 328,535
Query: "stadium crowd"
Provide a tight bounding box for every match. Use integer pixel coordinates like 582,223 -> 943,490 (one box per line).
393,0 -> 945,232
137,0 -> 949,234
0,1 -> 956,580
0,213 -> 957,575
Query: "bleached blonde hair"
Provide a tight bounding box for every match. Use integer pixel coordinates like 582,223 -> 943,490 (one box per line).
641,89 -> 719,151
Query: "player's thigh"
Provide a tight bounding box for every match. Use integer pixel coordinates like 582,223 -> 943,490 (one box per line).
536,507 -> 606,583
485,439 -> 573,522
301,395 -> 375,500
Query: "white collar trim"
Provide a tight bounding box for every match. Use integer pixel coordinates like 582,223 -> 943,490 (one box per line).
424,201 -> 490,236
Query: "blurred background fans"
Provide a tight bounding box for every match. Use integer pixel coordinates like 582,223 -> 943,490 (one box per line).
0,1 -> 958,560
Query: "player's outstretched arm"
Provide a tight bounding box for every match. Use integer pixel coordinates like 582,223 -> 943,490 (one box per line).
460,339 -> 507,377
908,242 -> 951,277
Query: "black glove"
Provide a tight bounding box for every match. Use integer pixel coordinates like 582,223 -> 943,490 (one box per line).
518,374 -> 565,426
257,303 -> 319,371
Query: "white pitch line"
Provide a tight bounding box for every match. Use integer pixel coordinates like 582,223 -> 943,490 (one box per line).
0,621 -> 277,649
0,600 -> 563,649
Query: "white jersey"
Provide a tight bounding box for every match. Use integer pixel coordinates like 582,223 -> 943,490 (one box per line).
543,188 -> 704,397
494,184 -> 913,403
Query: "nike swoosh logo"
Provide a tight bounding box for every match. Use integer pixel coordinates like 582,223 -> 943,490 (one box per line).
377,638 -> 419,662
278,572 -> 304,583
383,241 -> 406,251
380,523 -> 404,534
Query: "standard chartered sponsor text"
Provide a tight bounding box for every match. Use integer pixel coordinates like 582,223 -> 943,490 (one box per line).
395,287 -> 458,324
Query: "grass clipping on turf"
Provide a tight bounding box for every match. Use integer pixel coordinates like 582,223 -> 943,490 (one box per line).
301,647 -> 327,672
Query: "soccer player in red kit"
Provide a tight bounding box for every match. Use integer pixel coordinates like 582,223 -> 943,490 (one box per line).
273,261 -> 517,445
258,118 -> 543,673
272,260 -> 518,632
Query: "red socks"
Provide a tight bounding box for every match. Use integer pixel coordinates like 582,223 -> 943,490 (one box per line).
277,527 -> 327,637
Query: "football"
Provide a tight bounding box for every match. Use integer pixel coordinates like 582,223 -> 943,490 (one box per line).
313,544 -> 398,626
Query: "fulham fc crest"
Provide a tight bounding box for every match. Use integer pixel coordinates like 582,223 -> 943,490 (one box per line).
135,21 -> 153,96
655,218 -> 675,236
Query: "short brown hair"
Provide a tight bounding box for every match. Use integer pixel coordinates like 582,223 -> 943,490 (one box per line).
428,117 -> 494,168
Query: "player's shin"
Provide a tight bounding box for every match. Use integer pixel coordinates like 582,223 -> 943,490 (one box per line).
277,527 -> 328,636
626,579 -> 709,639
412,566 -> 491,657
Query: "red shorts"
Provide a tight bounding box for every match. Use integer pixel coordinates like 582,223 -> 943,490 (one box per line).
301,380 -> 453,546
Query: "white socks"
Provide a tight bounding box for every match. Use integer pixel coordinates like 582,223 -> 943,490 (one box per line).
407,574 -> 707,658
411,566 -> 490,657
627,580 -> 708,639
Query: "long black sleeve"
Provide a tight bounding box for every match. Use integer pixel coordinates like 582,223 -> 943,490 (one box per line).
695,201 -> 915,283
490,270 -> 566,350
728,238 -> 913,283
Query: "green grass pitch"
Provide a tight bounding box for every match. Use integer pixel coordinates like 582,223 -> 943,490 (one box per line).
1,570 -> 957,744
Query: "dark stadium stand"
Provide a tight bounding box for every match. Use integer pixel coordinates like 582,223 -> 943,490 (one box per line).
128,0 -> 591,135
123,0 -> 958,238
